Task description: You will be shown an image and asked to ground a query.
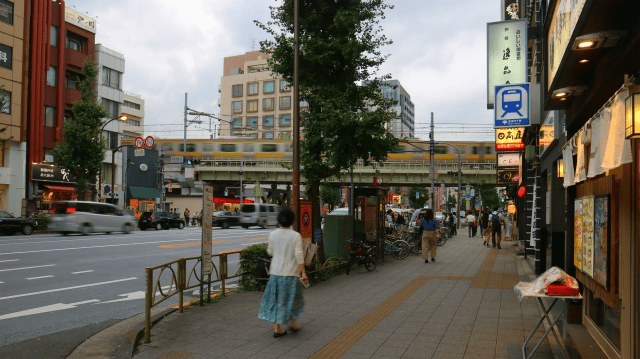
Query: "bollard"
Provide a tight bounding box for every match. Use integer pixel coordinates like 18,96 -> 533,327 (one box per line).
178,259 -> 185,313
220,254 -> 227,297
144,267 -> 152,343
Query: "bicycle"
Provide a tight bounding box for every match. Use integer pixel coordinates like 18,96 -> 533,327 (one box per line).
346,238 -> 377,274
383,238 -> 410,259
436,228 -> 447,246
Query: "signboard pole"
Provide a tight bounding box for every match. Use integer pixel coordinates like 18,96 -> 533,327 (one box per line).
201,185 -> 214,304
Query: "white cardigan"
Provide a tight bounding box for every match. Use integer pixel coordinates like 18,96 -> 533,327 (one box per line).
266,228 -> 304,277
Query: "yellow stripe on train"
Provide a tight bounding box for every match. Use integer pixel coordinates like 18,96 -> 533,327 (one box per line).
255,152 -> 286,157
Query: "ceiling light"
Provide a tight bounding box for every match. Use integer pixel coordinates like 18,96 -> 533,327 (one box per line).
578,59 -> 589,64
552,86 -> 588,99
559,98 -> 567,101
555,92 -> 567,97
572,30 -> 627,51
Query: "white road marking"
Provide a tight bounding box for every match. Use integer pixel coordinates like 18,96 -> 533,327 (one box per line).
72,270 -> 94,274
0,299 -> 100,321
0,277 -> 137,301
26,275 -> 54,280
0,264 -> 56,272
97,291 -> 146,304
0,281 -> 4,284
0,259 -> 19,263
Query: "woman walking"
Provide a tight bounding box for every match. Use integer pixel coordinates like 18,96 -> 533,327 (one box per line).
421,209 -> 440,263
258,207 -> 308,338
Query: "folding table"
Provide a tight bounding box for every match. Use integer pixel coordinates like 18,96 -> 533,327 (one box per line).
521,292 -> 583,359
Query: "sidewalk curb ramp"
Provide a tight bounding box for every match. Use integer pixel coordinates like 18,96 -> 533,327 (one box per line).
67,305 -> 176,359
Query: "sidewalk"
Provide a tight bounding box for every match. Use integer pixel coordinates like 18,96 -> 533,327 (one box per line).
77,232 -> 605,359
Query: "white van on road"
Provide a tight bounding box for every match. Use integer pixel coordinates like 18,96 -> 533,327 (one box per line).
240,204 -> 280,228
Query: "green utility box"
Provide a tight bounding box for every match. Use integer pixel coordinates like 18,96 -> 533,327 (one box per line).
323,214 -> 352,260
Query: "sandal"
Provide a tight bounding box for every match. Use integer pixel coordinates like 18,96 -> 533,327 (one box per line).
289,325 -> 302,333
273,331 -> 287,338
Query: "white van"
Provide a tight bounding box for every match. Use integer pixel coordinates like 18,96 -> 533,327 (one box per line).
240,204 -> 280,228
49,201 -> 136,235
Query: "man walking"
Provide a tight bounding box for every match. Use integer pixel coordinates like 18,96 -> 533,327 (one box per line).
466,211 -> 476,238
184,208 -> 190,227
489,207 -> 504,249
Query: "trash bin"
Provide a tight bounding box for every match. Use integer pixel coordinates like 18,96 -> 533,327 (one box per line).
323,214 -> 352,260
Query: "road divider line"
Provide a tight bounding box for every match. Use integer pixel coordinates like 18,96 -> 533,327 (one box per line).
0,239 -> 204,256
0,277 -> 137,301
72,270 -> 94,274
26,275 -> 54,280
0,264 -> 56,272
0,259 -> 19,263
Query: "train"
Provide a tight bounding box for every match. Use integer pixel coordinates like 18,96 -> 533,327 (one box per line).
123,138 -> 498,163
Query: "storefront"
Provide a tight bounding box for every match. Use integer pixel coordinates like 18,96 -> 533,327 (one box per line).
30,164 -> 79,215
542,0 -> 640,356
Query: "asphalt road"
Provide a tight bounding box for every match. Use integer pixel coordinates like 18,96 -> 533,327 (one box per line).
0,225 -> 276,347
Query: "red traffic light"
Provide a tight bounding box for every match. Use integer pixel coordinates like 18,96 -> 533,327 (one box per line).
517,185 -> 526,198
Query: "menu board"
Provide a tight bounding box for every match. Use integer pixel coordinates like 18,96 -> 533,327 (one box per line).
582,196 -> 594,276
593,195 -> 610,289
574,199 -> 583,270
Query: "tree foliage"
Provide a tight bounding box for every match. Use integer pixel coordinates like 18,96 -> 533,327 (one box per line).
320,183 -> 340,208
52,60 -> 108,200
255,0 -> 399,183
408,186 -> 429,208
478,185 -> 501,210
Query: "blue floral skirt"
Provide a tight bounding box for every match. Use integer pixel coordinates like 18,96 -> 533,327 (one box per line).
258,275 -> 304,324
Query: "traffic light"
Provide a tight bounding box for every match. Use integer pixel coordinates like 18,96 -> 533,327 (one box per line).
186,159 -> 192,165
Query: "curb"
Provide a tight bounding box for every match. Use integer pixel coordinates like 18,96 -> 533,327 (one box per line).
67,305 -> 176,359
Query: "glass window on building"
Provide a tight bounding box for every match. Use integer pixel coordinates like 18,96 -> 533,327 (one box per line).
0,91 -> 10,114
65,33 -> 85,52
279,113 -> 291,126
586,290 -> 621,351
46,66 -> 57,87
248,133 -> 258,139
221,144 -> 236,152
263,97 -> 274,111
50,25 -> 58,46
0,43 -> 12,70
232,117 -> 242,127
65,72 -> 79,89
263,132 -> 274,139
247,99 -> 258,113
44,148 -> 54,163
279,96 -> 291,110
280,80 -> 290,92
263,115 -> 274,127
102,67 -> 121,89
123,100 -> 141,110
232,84 -> 243,97
0,0 -> 13,25
232,101 -> 242,114
248,116 -> 258,127
102,99 -> 120,119
247,82 -> 258,95
108,131 -> 120,150
44,106 -> 55,127
264,81 -> 274,94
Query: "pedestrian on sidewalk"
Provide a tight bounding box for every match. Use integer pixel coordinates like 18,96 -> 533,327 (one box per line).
466,211 -> 476,238
481,209 -> 490,246
504,214 -> 513,241
420,209 -> 439,263
184,208 -> 190,227
489,207 -> 504,249
258,207 -> 308,338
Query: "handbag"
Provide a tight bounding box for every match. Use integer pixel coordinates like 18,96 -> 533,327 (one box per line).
302,238 -> 317,266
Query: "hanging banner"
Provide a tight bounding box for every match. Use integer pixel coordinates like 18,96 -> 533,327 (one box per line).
495,127 -> 525,151
487,19 -> 528,108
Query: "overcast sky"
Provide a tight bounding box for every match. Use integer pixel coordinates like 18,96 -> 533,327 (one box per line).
66,0 -> 499,142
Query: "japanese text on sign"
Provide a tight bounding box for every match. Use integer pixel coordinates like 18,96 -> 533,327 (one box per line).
487,19 -> 528,108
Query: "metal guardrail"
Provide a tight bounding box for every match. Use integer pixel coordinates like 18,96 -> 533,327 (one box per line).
144,249 -> 243,343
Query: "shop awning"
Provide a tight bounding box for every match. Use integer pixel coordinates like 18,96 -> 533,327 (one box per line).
128,186 -> 159,200
44,185 -> 75,192
212,197 -> 254,204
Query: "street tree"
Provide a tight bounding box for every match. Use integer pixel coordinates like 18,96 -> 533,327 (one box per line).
320,183 -> 340,210
52,60 -> 108,200
256,0 -> 399,251
478,185 -> 501,210
408,186 -> 429,208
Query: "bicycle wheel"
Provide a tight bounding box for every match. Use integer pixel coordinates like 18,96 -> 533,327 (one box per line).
391,240 -> 410,259
365,252 -> 377,271
437,235 -> 447,246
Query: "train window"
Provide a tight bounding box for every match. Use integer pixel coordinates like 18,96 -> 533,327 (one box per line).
486,146 -> 492,154
262,144 -> 277,152
221,144 -> 236,152
180,143 -> 196,152
434,146 -> 447,154
244,144 -> 254,152
391,144 -> 406,153
472,146 -> 478,154
202,143 -> 213,152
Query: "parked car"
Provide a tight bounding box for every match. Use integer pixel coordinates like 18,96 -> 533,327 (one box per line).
212,211 -> 240,229
0,209 -> 37,235
240,204 -> 279,228
138,211 -> 185,230
49,201 -> 136,235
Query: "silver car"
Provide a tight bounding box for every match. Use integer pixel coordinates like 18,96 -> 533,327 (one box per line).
49,201 -> 136,235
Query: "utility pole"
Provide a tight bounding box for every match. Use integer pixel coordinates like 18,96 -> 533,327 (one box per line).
239,160 -> 244,211
183,93 -> 188,163
430,112 -> 435,210
292,0 -> 300,229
